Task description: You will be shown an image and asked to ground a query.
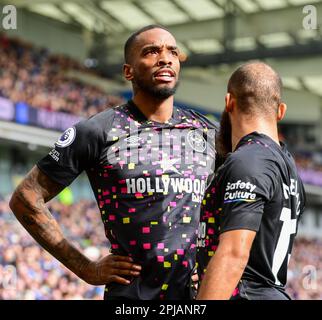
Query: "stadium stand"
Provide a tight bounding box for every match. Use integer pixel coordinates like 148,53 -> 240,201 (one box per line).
287,237 -> 322,299
0,33 -> 124,118
295,152 -> 322,188
0,197 -> 108,299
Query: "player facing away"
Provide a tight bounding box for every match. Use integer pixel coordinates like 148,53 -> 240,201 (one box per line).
197,62 -> 306,300
9,25 -> 217,300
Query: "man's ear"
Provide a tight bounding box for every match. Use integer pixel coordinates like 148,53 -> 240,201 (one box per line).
277,103 -> 287,121
123,64 -> 134,81
225,93 -> 235,113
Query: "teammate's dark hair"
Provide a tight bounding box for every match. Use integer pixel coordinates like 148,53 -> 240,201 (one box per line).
124,24 -> 171,64
227,62 -> 283,117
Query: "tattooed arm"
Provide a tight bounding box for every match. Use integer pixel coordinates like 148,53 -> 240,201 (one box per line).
9,166 -> 141,285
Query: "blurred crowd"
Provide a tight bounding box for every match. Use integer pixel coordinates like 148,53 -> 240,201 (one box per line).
287,237 -> 322,299
294,151 -> 322,188
0,33 -> 124,118
278,130 -> 322,187
0,196 -> 109,300
0,195 -> 321,300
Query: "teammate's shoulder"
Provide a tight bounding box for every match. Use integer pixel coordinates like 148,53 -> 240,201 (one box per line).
178,107 -> 219,130
226,142 -> 272,174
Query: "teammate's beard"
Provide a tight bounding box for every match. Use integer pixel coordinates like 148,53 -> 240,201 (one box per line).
217,110 -> 232,159
134,75 -> 179,100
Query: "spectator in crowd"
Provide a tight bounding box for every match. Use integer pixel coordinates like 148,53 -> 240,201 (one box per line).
0,196 -> 109,300
286,237 -> 322,300
0,33 -> 124,118
294,152 -> 322,188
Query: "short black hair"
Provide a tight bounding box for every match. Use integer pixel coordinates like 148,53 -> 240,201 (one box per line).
124,24 -> 171,63
227,61 -> 283,117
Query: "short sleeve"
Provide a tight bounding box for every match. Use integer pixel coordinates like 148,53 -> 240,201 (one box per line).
37,120 -> 103,186
218,152 -> 275,234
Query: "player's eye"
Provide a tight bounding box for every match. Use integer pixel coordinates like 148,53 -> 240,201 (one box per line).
144,49 -> 159,56
171,50 -> 179,56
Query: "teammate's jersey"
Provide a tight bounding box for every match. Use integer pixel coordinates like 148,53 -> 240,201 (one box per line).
37,100 -> 217,300
197,132 -> 305,297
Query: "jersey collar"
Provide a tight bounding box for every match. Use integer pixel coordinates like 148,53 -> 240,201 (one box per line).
236,131 -> 285,151
127,99 -> 179,125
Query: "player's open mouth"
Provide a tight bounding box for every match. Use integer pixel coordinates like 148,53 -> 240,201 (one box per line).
153,68 -> 175,82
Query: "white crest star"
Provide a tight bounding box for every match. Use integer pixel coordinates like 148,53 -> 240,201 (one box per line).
158,153 -> 182,175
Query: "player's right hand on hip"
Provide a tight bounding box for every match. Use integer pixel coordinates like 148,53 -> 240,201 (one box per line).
82,255 -> 142,285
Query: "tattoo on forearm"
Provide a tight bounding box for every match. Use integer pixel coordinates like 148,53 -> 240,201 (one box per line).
10,166 -> 89,278
22,215 -> 36,226
56,239 -> 90,276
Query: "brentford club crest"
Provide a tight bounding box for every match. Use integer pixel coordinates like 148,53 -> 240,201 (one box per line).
187,130 -> 206,153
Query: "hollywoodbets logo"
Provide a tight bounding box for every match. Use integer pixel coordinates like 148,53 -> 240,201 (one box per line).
126,177 -> 206,203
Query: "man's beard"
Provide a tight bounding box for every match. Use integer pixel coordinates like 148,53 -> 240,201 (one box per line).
134,75 -> 179,100
217,110 -> 232,159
